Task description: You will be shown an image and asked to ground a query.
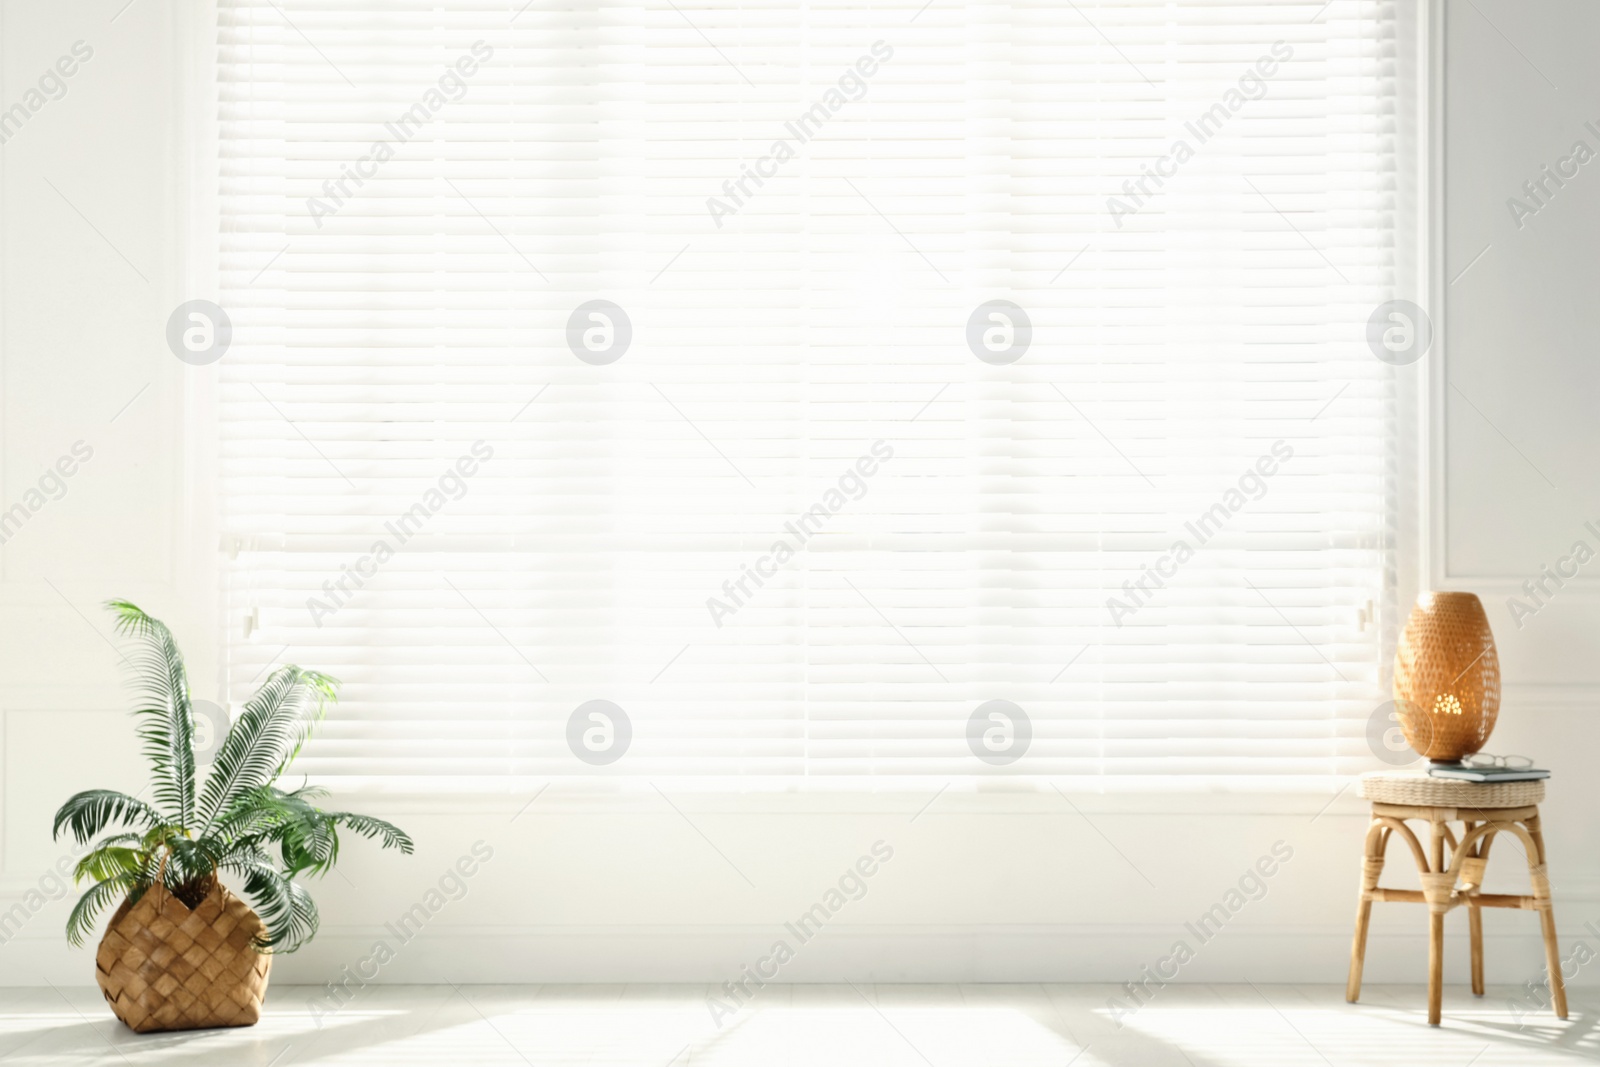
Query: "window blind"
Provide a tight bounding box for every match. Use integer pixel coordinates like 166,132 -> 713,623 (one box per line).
217,0 -> 1411,791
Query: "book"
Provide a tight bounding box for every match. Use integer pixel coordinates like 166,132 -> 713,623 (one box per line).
1427,765 -> 1550,783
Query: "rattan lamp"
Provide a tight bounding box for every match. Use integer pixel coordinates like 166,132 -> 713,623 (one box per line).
1392,591 -> 1500,764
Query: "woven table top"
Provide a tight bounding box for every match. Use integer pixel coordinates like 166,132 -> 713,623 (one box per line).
1359,772 -> 1544,808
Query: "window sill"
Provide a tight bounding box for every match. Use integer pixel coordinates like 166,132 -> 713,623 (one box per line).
314,775 -> 1378,818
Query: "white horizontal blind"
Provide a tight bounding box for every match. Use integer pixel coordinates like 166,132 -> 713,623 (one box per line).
218,0 -> 1408,791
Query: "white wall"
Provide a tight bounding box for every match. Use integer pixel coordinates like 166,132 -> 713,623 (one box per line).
1,0 -> 1596,996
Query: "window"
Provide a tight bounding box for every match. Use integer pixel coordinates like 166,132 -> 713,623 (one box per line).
218,0 -> 1417,791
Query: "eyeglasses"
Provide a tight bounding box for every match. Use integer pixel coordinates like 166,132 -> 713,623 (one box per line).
1463,753 -> 1533,770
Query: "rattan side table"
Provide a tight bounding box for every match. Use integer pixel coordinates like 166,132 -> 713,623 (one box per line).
1346,772 -> 1566,1026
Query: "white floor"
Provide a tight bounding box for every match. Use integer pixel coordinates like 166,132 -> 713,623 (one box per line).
0,983 -> 1594,1065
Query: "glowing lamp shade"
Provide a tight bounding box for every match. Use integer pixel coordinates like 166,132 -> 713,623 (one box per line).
1392,591 -> 1501,763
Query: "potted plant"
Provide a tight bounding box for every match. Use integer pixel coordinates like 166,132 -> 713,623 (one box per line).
53,601 -> 413,1033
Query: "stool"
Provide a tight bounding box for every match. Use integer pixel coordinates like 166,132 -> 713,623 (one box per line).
1345,772 -> 1565,1026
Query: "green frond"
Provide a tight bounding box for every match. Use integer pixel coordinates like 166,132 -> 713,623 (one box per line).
104,601 -> 195,824
163,837 -> 221,890
87,830 -> 145,853
194,666 -> 337,835
142,824 -> 188,851
285,782 -> 330,801
225,858 -> 320,952
211,786 -> 337,877
270,795 -> 340,876
279,837 -> 330,879
329,812 -> 415,856
209,796 -> 278,845
280,671 -> 338,767
65,874 -> 137,948
74,847 -> 144,885
210,839 -> 270,872
52,789 -> 160,846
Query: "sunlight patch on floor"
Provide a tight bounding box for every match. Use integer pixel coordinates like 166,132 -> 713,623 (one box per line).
0,984 -> 1593,1066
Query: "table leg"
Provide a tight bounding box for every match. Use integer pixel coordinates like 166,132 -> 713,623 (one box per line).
1347,820 -> 1386,1003
1347,897 -> 1373,1003
1428,818 -> 1446,1026
1527,813 -> 1568,1020
1460,819 -> 1483,996
1428,911 -> 1444,1026
1468,902 -> 1483,996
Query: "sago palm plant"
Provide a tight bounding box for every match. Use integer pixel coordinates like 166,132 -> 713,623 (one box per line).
53,600 -> 412,952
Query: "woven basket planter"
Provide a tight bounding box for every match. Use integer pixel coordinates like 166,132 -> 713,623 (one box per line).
95,875 -> 272,1033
